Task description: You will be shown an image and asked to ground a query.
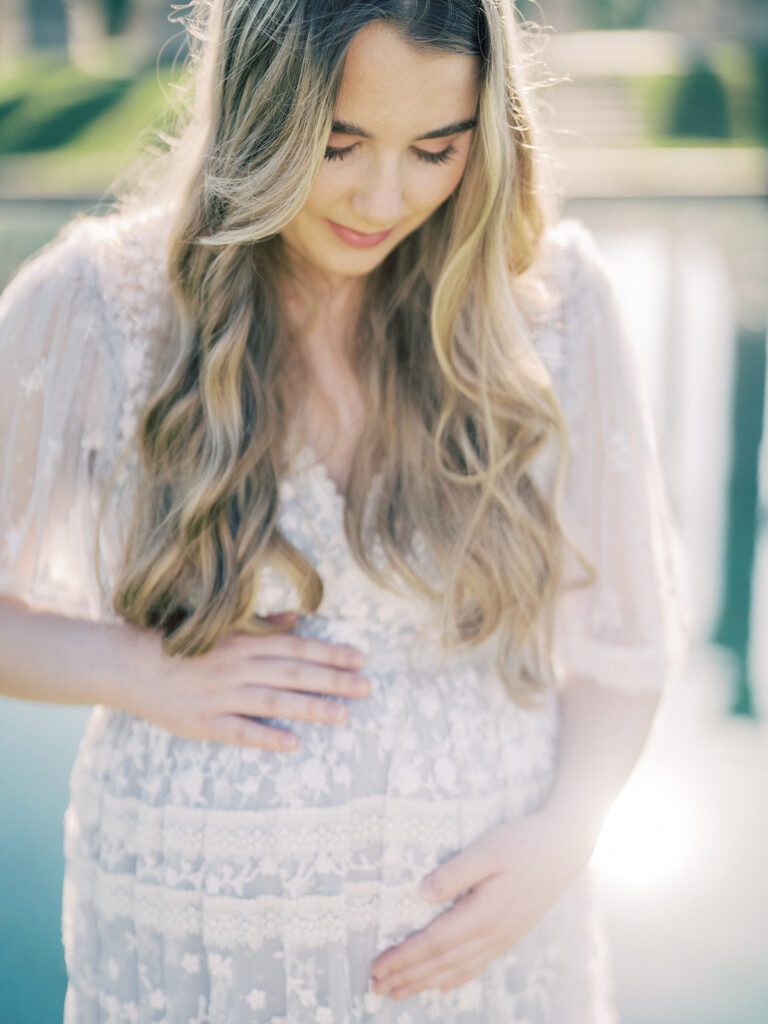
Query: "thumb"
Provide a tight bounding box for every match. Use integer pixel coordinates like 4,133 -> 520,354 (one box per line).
418,830 -> 502,903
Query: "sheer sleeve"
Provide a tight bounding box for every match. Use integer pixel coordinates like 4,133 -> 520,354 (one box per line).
546,221 -> 692,695
0,222 -> 114,621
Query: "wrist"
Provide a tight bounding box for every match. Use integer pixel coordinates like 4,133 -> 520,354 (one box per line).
526,796 -> 603,873
96,619 -> 166,716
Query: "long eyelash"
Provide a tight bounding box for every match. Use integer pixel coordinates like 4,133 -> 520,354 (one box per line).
417,143 -> 457,165
323,143 -> 458,164
324,145 -> 356,161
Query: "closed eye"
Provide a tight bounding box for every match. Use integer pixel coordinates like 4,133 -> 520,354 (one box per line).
324,143 -> 458,166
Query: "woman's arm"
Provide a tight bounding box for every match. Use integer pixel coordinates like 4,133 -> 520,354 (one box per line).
0,595 -> 372,750
531,674 -> 661,862
369,677 -> 662,997
0,595 -> 156,707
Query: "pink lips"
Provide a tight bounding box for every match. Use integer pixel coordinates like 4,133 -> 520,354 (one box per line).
326,219 -> 394,248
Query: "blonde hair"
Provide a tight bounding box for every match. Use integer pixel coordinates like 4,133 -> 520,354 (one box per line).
101,0 -> 594,707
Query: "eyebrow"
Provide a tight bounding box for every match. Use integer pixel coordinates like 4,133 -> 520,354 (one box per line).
330,117 -> 478,141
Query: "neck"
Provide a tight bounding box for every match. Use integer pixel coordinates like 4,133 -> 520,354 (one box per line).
278,248 -> 367,365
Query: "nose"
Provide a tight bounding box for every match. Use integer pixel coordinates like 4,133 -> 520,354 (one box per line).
351,155 -> 407,229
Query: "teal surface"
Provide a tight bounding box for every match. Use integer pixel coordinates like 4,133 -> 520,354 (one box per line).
0,703 -> 90,1023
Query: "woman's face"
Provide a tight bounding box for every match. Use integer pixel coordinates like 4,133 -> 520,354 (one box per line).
279,20 -> 481,284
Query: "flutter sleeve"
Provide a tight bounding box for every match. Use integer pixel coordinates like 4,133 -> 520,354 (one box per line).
0,221 -> 114,621
546,220 -> 692,695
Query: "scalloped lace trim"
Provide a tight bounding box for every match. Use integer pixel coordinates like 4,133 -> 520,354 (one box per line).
67,785 -> 526,862
65,859 -> 446,950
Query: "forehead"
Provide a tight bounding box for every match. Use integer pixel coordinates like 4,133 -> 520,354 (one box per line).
337,21 -> 480,131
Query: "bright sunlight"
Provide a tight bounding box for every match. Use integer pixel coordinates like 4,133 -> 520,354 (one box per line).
590,769 -> 696,888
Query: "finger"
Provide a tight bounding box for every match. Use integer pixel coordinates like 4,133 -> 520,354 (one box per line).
242,657 -> 371,699
375,932 -> 488,995
418,828 -> 507,904
261,611 -> 299,627
393,949 -> 491,1000
213,714 -> 299,751
243,632 -> 366,670
434,950 -> 492,992
232,685 -> 350,725
372,889 -> 487,979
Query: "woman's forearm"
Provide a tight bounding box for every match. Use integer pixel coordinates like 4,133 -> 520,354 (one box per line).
533,675 -> 662,862
0,594 -> 158,709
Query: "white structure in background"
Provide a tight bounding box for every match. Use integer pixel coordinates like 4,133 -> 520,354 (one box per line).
66,0 -> 181,71
0,0 -> 180,69
0,0 -> 41,60
593,225 -> 736,675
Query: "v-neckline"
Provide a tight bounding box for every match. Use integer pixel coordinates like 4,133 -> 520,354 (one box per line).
289,440 -> 386,512
292,441 -> 348,505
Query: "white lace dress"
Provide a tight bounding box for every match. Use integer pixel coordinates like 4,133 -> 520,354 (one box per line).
0,204 -> 690,1023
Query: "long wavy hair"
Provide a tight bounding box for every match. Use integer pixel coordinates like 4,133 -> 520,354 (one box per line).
101,0 -> 595,707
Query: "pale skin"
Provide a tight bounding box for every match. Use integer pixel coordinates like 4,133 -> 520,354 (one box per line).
0,17 -> 663,1005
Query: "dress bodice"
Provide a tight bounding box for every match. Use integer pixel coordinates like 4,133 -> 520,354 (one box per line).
256,440 -> 496,682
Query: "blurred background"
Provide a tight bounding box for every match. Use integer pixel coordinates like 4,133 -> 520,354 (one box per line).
0,0 -> 767,1021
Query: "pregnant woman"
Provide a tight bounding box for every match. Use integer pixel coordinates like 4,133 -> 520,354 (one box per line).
0,0 -> 690,1020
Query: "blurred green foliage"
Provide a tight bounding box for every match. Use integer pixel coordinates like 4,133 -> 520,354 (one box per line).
0,55 -> 182,155
0,66 -> 132,153
667,57 -> 731,139
0,56 -> 184,192
751,44 -> 768,141
582,0 -> 661,29
630,42 -> 768,146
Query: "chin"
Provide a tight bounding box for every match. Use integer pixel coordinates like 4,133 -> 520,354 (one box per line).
314,249 -> 390,276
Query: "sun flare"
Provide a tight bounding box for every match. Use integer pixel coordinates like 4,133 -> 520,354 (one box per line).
590,771 -> 694,887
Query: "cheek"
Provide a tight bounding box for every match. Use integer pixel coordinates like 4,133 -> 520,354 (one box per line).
420,142 -> 473,208
442,151 -> 473,198
414,164 -> 467,216
305,170 -> 349,213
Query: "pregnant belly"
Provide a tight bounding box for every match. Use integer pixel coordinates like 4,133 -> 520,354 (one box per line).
64,625 -> 561,960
